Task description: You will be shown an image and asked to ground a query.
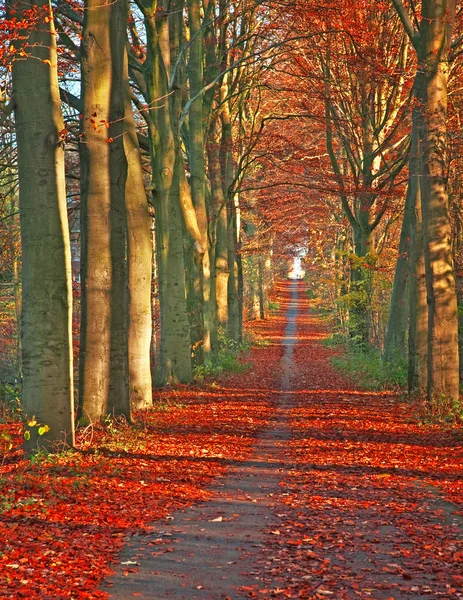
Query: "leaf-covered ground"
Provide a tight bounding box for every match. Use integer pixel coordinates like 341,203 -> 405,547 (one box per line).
256,285 -> 463,599
0,305 -> 285,599
1,281 -> 463,599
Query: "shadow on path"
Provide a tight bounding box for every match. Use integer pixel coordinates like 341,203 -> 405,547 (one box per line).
103,282 -> 463,600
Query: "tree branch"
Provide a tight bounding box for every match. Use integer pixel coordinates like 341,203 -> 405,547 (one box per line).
391,0 -> 420,50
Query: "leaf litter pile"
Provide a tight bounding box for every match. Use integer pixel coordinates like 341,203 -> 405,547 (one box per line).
2,281 -> 463,599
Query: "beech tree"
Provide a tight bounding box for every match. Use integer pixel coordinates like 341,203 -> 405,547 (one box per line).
392,0 -> 460,400
123,49 -> 153,410
78,0 -> 131,422
51,5 -> 154,410
7,0 -> 75,449
135,0 -> 205,384
186,0 -> 212,362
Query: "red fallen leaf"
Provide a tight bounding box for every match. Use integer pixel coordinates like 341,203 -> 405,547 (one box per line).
131,594 -> 142,597
452,575 -> 463,587
240,585 -> 258,592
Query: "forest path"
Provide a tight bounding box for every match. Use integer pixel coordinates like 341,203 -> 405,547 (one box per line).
104,282 -> 463,599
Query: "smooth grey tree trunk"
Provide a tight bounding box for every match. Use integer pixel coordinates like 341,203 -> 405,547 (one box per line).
420,0 -> 459,400
187,0 -> 212,361
384,170 -> 413,363
123,52 -> 153,410
10,0 -> 75,450
141,0 -> 193,383
408,77 -> 428,394
79,0 -> 131,423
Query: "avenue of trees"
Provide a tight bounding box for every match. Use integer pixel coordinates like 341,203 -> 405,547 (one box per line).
0,0 -> 462,450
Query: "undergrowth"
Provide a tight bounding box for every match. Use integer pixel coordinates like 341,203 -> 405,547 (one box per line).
325,334 -> 407,391
326,333 -> 463,428
0,383 -> 21,423
193,330 -> 252,382
415,394 -> 463,428
267,300 -> 281,311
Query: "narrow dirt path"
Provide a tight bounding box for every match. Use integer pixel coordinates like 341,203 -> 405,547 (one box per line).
103,284 -> 299,599
104,282 -> 463,599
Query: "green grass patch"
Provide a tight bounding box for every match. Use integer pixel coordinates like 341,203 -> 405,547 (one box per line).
267,300 -> 280,311
192,328 -> 253,382
326,334 -> 407,391
193,351 -> 251,382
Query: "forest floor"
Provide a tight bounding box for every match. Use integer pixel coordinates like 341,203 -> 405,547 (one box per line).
1,281 -> 463,599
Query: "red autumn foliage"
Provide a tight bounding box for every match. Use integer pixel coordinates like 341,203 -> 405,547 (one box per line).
0,306 -> 285,599
2,282 -> 463,599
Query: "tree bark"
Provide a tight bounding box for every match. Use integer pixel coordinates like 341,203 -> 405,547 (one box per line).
350,223 -> 374,348
228,193 -> 242,343
219,76 -> 241,343
143,0 -> 193,383
186,0 -> 212,361
420,0 -> 459,400
257,255 -> 266,319
123,50 -> 153,410
384,174 -> 413,363
79,0 -> 131,423
408,75 -> 428,393
408,170 -> 428,393
207,118 -> 229,339
10,0 -> 75,449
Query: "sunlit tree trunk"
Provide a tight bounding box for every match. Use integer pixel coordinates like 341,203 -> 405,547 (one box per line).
141,0 -> 203,383
186,0 -> 212,363
228,193 -> 242,343
257,255 -> 266,319
207,117 -> 229,343
219,76 -> 241,342
10,1 -> 75,449
420,0 -> 459,399
408,77 -> 428,393
409,175 -> 428,393
79,0 -> 131,423
392,0 -> 459,400
123,51 -> 153,410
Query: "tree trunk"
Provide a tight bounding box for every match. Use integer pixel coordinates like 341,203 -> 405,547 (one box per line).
408,74 -> 428,393
257,255 -> 266,319
123,51 -> 153,410
187,0 -> 212,361
219,78 -> 241,343
10,0 -> 75,449
350,223 -> 374,347
237,237 -> 244,338
408,170 -> 428,394
246,255 -> 260,320
79,0 -> 131,423
144,3 -> 192,383
7,199 -> 22,376
207,118 -> 229,344
384,169 -> 413,363
420,0 -> 459,400
228,194 -> 242,343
